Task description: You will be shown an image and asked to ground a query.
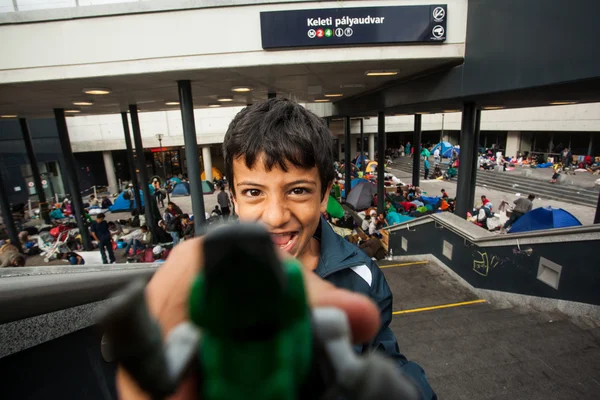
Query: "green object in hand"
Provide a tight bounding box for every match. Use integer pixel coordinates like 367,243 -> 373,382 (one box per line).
189,257 -> 312,400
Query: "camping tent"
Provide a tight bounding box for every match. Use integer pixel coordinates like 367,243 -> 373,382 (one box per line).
202,180 -> 215,194
346,181 -> 376,210
171,182 -> 191,196
108,190 -> 144,212
509,207 -> 582,233
341,178 -> 370,198
432,142 -> 453,157
201,167 -> 223,181
326,196 -> 345,219
169,177 -> 182,184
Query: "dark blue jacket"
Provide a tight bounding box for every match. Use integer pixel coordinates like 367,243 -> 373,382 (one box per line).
315,218 -> 437,400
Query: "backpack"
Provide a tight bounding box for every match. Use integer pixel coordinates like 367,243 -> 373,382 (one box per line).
166,215 -> 181,232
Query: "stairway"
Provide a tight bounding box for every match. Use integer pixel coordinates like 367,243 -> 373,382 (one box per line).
381,259 -> 600,400
390,158 -> 599,207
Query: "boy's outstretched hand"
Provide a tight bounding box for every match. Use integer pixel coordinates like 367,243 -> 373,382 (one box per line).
117,236 -> 382,400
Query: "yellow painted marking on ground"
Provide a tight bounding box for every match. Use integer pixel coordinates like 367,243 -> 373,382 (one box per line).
379,261 -> 428,269
393,299 -> 487,315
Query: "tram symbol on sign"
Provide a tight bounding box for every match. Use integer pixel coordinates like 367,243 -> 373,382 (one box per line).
432,25 -> 445,39
307,29 -> 316,38
432,7 -> 445,22
335,28 -> 344,37
344,27 -> 353,37
316,29 -> 324,38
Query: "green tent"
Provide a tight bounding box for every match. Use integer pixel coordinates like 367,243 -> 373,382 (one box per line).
202,180 -> 215,194
327,195 -> 345,219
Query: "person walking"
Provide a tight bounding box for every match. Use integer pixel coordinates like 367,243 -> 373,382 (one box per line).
217,185 -> 231,220
90,213 -> 115,264
424,158 -> 430,180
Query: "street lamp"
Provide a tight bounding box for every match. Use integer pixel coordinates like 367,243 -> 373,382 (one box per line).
156,134 -> 170,202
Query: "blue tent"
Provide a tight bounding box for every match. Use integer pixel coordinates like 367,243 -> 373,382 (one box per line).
171,182 -> 191,196
109,190 -> 144,212
432,142 -> 455,158
355,155 -> 369,169
509,207 -> 582,233
170,177 -> 182,184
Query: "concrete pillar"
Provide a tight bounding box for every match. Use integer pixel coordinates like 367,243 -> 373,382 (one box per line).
412,115 -> 422,187
505,131 -> 521,159
344,117 -> 351,200
588,133 -> 594,156
202,146 -> 213,182
377,112 -> 385,215
455,103 -> 477,219
368,133 -> 375,160
350,132 -> 358,160
102,151 -> 118,194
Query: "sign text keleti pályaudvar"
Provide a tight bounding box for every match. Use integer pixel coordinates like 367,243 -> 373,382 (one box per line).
260,5 -> 447,49
306,16 -> 385,28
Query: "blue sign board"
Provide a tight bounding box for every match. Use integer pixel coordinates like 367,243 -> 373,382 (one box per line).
260,5 -> 447,49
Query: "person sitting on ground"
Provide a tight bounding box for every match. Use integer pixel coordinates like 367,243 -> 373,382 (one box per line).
101,195 -> 113,209
385,199 -> 396,214
0,250 -> 26,267
49,206 -> 65,220
181,214 -> 194,240
361,214 -> 371,232
61,251 -> 85,265
108,221 -> 123,239
211,205 -> 222,218
441,188 -> 449,199
152,245 -> 168,263
156,220 -> 172,243
88,194 -> 100,208
503,194 -> 535,231
432,165 -> 443,179
90,213 -> 115,264
358,234 -> 386,260
122,225 -> 152,257
480,195 -> 490,207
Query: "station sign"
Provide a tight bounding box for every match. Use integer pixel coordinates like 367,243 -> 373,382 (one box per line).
260,5 -> 447,49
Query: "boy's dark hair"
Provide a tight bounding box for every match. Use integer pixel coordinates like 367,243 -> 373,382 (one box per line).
441,189 -> 446,192
223,98 -> 334,199
528,194 -> 536,200
141,225 -> 148,231
96,213 -> 105,219
181,213 -> 190,220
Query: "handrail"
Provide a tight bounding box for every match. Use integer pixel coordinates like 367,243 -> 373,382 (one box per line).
0,264 -> 158,324
387,212 -> 600,244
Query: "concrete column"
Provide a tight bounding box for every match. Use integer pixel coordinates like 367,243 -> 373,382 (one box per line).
102,151 -> 118,194
350,132 -> 358,160
377,112 -> 385,215
202,146 -> 213,182
455,103 -> 477,219
368,133 -> 375,160
505,131 -> 521,159
344,117 -> 351,200
588,133 -> 594,156
412,115 -> 422,187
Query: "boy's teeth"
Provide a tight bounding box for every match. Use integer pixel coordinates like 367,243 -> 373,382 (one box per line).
271,233 -> 294,246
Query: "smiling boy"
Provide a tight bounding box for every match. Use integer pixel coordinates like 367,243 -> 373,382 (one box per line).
223,98 -> 436,399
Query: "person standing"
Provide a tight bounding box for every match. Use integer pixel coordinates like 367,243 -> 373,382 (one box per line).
405,141 -> 411,156
424,158 -> 431,180
217,185 -> 231,220
561,147 -> 572,170
433,146 -> 441,166
126,183 -> 135,211
503,194 -> 535,231
90,213 -> 115,264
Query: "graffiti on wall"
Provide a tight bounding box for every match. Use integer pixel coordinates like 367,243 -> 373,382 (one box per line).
472,251 -> 501,276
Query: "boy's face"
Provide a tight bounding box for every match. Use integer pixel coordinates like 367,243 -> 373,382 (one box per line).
232,154 -> 331,263
96,217 -> 104,223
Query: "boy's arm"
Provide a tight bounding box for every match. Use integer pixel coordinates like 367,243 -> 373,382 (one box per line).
369,263 -> 437,400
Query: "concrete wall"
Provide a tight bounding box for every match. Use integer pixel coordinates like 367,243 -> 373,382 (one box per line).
66,103 -> 600,152
0,0 -> 467,84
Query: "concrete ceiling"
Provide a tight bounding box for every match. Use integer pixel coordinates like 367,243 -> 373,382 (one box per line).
0,58 -> 462,118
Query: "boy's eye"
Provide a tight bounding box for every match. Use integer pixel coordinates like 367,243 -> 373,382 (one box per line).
290,187 -> 310,195
242,189 -> 262,197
